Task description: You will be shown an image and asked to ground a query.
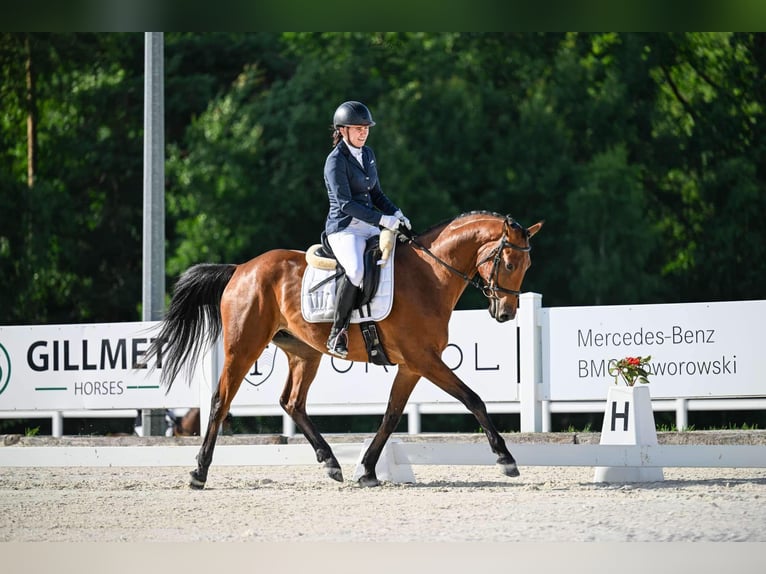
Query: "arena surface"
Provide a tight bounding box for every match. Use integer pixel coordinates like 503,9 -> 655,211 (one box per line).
2,432 -> 765,543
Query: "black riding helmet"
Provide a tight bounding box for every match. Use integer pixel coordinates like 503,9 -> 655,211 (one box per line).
333,101 -> 376,128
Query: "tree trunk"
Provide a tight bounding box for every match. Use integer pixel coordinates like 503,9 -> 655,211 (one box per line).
25,34 -> 37,189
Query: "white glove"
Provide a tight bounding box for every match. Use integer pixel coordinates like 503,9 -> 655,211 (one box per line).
394,210 -> 411,230
379,214 -> 400,231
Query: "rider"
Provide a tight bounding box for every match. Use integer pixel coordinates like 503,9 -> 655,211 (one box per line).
323,100 -> 411,358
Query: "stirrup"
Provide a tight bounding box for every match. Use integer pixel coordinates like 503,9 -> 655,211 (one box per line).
326,328 -> 348,358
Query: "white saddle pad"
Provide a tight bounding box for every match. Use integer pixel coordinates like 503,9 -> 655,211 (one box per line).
301,243 -> 396,324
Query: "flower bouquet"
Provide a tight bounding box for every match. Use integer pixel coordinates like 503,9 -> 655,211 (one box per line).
608,355 -> 651,386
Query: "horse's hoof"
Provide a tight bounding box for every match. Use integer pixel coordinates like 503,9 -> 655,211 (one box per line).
189,470 -> 206,489
357,474 -> 381,487
326,465 -> 344,482
499,461 -> 520,478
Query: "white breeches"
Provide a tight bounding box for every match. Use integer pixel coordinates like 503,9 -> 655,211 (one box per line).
327,219 -> 380,287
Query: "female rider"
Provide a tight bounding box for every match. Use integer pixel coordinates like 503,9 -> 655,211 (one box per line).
323,100 -> 411,358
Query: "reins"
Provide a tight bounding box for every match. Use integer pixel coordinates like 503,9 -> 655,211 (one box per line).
406,236 -> 487,292
400,216 -> 531,299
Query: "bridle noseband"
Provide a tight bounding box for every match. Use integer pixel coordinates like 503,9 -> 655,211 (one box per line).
405,216 -> 531,301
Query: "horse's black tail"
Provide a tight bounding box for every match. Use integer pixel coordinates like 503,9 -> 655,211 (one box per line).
150,263 -> 237,391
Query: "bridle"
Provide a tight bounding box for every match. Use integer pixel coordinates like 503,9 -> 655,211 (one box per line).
403,215 -> 531,300
476,219 -> 531,299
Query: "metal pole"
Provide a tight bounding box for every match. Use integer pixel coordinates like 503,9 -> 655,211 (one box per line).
141,32 -> 167,436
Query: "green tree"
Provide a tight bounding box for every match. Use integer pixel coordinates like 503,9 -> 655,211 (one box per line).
0,33 -> 282,324
3,33 -> 765,325
650,33 -> 766,302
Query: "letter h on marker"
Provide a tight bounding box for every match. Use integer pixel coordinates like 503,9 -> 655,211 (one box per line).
611,401 -> 630,432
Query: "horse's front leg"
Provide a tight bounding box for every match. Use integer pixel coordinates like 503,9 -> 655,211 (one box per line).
279,351 -> 343,481
358,368 -> 420,487
420,356 -> 520,478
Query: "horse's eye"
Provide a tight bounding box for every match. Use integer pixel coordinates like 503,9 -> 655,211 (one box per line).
505,262 -> 515,271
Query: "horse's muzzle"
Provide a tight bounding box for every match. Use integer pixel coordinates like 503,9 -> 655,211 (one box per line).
489,300 -> 516,323
494,311 -> 514,323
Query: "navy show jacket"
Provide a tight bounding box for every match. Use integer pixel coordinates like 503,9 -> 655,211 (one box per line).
324,140 -> 400,235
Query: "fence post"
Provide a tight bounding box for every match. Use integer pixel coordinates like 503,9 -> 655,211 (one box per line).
675,398 -> 689,431
407,404 -> 421,435
199,342 -> 218,435
282,413 -> 295,437
519,292 -> 543,432
541,401 -> 551,432
52,411 -> 63,437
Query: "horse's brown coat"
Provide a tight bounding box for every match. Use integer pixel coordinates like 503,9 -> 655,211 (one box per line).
151,212 -> 542,487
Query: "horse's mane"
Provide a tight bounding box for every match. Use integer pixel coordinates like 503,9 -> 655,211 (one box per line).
419,210 -> 526,237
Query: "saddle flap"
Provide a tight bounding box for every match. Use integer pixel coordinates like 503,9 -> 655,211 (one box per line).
301,239 -> 396,324
305,233 -> 388,308
358,236 -> 382,307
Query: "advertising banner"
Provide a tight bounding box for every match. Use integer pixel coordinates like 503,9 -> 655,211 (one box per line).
0,322 -> 199,410
228,308 -> 520,407
543,300 -> 766,400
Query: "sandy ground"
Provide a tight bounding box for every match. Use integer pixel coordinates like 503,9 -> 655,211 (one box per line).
1,462 -> 765,543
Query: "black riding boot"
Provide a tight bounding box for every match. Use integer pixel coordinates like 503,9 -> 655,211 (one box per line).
326,276 -> 358,358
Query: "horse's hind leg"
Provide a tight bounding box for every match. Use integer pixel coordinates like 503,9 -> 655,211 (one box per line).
278,347 -> 343,481
189,352 -> 254,489
358,367 -> 420,487
190,385 -> 228,488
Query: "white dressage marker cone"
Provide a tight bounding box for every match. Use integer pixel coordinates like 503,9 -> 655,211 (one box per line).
352,438 -> 416,484
593,385 -> 664,483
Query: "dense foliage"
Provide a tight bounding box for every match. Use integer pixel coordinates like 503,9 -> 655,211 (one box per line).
2,33 -> 765,325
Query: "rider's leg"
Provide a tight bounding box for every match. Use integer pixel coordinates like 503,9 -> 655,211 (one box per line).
326,275 -> 359,358
326,226 -> 369,358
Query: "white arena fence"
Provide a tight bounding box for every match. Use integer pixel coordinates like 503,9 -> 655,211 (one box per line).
2,441 -> 766,485
1,294 -> 765,438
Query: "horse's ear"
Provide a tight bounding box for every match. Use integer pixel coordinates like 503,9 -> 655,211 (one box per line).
527,220 -> 544,238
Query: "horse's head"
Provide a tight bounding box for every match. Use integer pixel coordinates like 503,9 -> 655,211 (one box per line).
476,216 -> 543,322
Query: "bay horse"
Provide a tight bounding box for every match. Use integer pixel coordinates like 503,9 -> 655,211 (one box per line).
150,211 -> 543,488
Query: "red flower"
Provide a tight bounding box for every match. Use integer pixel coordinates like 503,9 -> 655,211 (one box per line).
608,355 -> 652,386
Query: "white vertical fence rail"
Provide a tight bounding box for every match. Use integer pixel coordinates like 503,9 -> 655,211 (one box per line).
519,292 -> 543,432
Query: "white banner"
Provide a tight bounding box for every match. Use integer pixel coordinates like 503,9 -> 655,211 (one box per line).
9,299 -> 761,414
0,322 -> 199,410
229,309 -> 520,407
543,300 -> 766,400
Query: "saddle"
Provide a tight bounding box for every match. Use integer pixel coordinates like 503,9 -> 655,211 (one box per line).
319,233 -> 381,305
303,230 -> 397,365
